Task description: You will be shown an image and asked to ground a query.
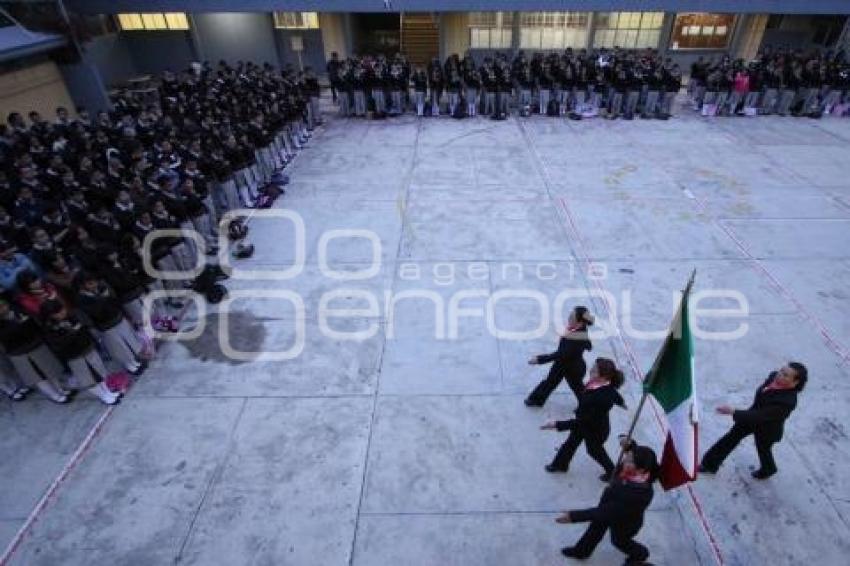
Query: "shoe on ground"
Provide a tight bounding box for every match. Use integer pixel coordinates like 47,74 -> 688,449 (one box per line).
524,397 -> 542,407
698,464 -> 717,474
561,546 -> 588,559
545,464 -> 568,473
751,468 -> 775,480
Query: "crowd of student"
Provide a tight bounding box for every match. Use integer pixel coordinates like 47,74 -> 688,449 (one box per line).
327,47 -> 850,120
688,48 -> 850,117
0,60 -> 319,406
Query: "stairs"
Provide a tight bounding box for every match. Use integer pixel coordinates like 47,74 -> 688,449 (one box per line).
401,12 -> 439,67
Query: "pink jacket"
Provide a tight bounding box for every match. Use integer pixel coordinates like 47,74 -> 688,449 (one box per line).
733,72 -> 750,94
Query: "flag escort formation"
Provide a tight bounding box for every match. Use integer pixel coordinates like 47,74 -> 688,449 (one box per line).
523,272 -> 808,565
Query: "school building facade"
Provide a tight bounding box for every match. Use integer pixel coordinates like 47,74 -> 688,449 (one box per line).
2,1 -> 850,113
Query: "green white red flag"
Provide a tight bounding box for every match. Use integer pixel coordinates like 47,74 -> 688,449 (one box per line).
643,272 -> 698,491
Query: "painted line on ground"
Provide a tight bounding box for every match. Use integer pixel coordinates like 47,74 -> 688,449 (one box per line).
682,186 -> 849,365
555,195 -> 727,566
514,116 -> 725,566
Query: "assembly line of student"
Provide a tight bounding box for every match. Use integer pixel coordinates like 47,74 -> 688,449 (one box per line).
523,306 -> 807,564
0,60 -> 318,406
328,46 -> 850,120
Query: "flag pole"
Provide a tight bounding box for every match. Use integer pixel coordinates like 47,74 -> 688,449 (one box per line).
608,269 -> 696,485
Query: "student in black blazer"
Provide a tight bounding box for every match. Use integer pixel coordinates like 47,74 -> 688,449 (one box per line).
556,438 -> 658,564
525,305 -> 594,407
700,362 -> 808,479
541,357 -> 627,479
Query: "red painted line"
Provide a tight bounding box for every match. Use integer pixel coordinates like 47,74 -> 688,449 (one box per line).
687,191 -> 849,364
555,196 -> 727,566
0,253 -> 205,563
0,405 -> 116,566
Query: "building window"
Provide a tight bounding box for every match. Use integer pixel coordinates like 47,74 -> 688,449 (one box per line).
117,13 -> 189,31
592,12 -> 664,49
469,12 -> 513,49
273,12 -> 319,29
519,12 -> 589,49
670,13 -> 734,49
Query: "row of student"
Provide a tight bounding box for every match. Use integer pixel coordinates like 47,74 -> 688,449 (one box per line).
0,263 -> 146,405
0,60 -> 318,402
688,49 -> 850,117
327,49 -> 684,119
523,306 -> 807,564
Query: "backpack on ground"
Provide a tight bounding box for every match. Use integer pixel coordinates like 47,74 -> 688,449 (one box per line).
192,265 -> 228,304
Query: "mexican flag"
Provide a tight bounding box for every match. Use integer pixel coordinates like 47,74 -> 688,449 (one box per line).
643,272 -> 698,491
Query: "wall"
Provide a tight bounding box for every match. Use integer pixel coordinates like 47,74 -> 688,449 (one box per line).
319,13 -> 348,60
121,31 -> 196,74
65,0 -> 850,17
760,15 -> 833,50
441,12 -> 470,60
85,33 -> 137,86
275,29 -> 326,72
192,12 -> 279,66
58,59 -> 111,113
0,58 -> 77,120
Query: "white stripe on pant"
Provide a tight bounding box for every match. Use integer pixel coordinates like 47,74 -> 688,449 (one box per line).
99,319 -> 143,370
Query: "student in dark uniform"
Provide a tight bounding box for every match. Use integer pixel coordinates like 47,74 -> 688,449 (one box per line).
556,438 -> 658,565
700,362 -> 807,479
525,305 -> 594,406
541,357 -> 627,479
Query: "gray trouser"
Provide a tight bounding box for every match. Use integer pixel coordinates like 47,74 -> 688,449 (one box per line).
822,89 -> 842,113
9,345 -> 64,387
557,88 -> 570,112
67,347 -> 109,389
414,91 -> 426,115
100,319 -> 143,370
448,91 -> 460,114
353,90 -> 367,115
391,91 -> 403,113
218,179 -> 240,212
761,89 -> 778,113
573,90 -> 587,113
539,89 -> 551,114
519,89 -> 532,109
372,89 -> 386,113
430,90 -> 441,114
661,92 -> 676,115
643,90 -> 660,115
725,91 -> 743,114
801,87 -> 819,113
744,91 -> 761,110
624,91 -> 640,115
466,88 -> 478,115
485,92 -> 496,115
777,89 -> 796,115
340,91 -> 351,116
693,85 -> 706,106
609,92 -> 623,115
714,92 -> 729,113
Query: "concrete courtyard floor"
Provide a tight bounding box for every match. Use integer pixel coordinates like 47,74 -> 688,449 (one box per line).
2,107 -> 850,566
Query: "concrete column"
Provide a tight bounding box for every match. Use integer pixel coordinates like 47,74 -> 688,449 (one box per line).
733,14 -> 769,60
441,12 -> 470,59
657,13 -> 675,55
835,16 -> 850,59
585,12 -> 596,49
343,13 -> 357,56
511,11 -> 521,54
187,14 -> 204,61
319,13 -> 348,59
